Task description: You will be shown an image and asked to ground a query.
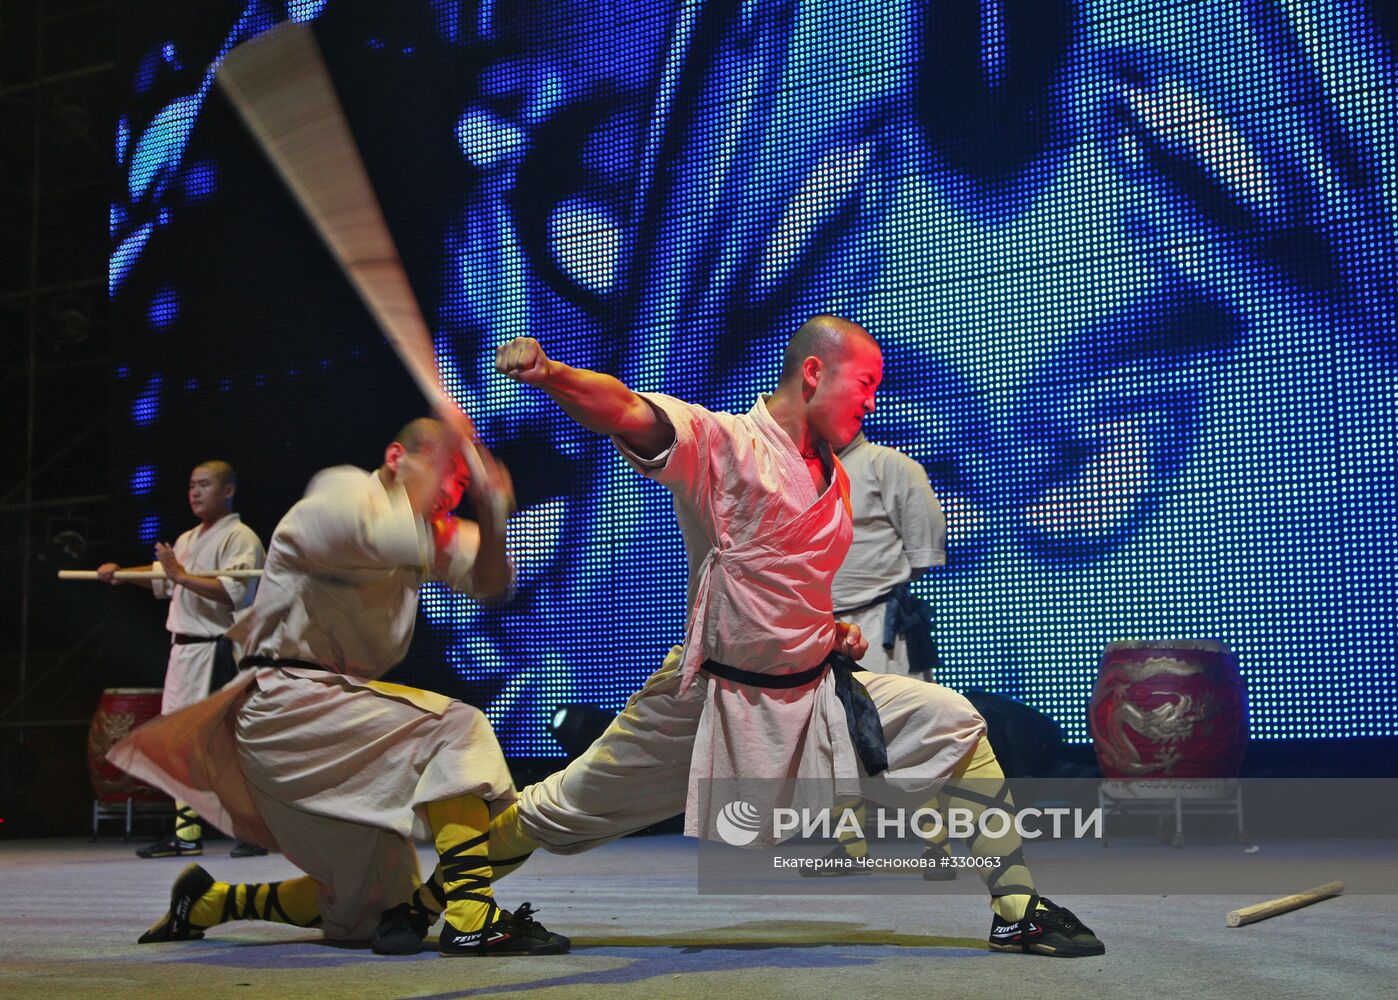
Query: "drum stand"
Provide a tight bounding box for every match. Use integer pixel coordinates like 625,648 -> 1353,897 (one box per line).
90,797 -> 175,842
1097,779 -> 1247,848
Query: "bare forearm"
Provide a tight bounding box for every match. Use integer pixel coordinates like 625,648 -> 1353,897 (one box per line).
468,510 -> 512,601
496,337 -> 673,456
539,363 -> 656,439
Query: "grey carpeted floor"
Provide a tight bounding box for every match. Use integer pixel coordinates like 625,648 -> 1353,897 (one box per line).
1,835 -> 1391,999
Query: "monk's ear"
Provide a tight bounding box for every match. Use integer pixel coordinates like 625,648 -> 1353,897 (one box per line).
384,441 -> 407,472
802,355 -> 824,388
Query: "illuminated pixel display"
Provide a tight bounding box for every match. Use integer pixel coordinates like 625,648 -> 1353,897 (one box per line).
110,2 -> 1398,753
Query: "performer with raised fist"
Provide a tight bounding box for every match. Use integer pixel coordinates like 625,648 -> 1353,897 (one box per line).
479,316 -> 1104,958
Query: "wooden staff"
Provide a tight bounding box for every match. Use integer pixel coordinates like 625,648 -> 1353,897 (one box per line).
1226,880 -> 1344,927
58,569 -> 264,581
214,22 -> 488,485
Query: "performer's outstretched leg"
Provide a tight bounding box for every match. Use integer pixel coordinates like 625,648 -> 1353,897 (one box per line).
937,736 -> 1104,957
137,863 -> 321,942
487,800 -> 539,872
863,673 -> 1104,957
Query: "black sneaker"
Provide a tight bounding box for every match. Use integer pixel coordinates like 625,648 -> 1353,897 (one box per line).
372,902 -> 432,956
138,863 -> 215,943
988,895 -> 1105,957
438,902 -> 570,956
229,840 -> 269,858
797,843 -> 872,877
136,834 -> 203,859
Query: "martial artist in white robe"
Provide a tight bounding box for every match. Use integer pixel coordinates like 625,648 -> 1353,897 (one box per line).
489,321 -> 1103,957
152,512 -> 263,713
519,394 -> 986,851
831,432 -> 946,679
111,466 -> 515,940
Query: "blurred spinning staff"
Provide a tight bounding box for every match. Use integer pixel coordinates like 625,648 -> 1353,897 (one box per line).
98,461 -> 266,859
832,433 -> 945,682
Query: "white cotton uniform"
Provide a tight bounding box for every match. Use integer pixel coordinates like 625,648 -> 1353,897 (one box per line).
831,432 -> 945,677
150,512 -> 264,713
111,467 -> 515,940
519,394 -> 984,852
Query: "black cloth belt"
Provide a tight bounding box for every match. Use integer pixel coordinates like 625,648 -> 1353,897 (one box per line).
172,634 -> 239,693
241,654 -> 329,672
700,651 -> 889,777
836,582 -> 943,677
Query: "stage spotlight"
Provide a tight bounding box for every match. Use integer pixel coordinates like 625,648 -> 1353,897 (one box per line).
550,703 -> 614,760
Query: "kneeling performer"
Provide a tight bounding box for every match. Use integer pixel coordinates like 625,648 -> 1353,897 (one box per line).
110,418 -> 568,956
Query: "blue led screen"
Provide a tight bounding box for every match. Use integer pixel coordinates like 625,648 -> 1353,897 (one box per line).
110,1 -> 1398,753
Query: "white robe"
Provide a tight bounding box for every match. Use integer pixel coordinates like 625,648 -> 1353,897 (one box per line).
831,433 -> 946,677
151,512 -> 263,713
519,395 -> 984,850
111,468 -> 515,940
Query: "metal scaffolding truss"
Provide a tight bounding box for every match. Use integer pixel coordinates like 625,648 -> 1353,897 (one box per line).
1,0 -> 121,733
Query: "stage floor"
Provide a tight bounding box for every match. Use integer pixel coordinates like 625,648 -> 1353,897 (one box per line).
1,835 -> 1391,999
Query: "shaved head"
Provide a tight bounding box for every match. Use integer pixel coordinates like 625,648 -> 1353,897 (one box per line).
780,315 -> 877,383
383,417 -> 470,521
194,460 -> 236,487
392,417 -> 446,455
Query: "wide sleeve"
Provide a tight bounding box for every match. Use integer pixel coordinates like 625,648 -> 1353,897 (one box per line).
429,518 -> 516,600
150,561 -> 172,600
884,450 -> 946,570
610,392 -> 717,505
278,467 -> 432,574
215,525 -> 266,609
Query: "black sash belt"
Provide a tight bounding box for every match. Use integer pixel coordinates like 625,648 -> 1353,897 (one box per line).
175,635 -> 239,693
701,652 -> 889,777
241,654 -> 329,672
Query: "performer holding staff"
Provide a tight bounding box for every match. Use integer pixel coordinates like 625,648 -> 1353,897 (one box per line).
110,420 -> 569,956
96,460 -> 266,859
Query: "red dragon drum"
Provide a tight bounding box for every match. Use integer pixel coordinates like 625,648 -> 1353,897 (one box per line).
87,688 -> 169,804
1089,640 -> 1248,779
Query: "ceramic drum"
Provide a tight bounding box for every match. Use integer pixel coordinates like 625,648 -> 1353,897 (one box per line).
87,688 -> 168,803
1089,641 -> 1248,779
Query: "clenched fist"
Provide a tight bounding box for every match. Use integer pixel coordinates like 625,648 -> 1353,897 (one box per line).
495,337 -> 555,385
834,620 -> 868,661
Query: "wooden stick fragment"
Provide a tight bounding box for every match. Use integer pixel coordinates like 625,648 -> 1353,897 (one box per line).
58,569 -> 264,581
1226,880 -> 1344,927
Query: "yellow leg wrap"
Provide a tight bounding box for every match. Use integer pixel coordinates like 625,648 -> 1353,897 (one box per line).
486,800 -> 538,881
937,735 -> 1036,919
174,801 -> 202,843
428,795 -> 494,935
409,866 -> 447,918
187,883 -> 226,929
402,799 -> 534,922
188,876 -> 321,929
